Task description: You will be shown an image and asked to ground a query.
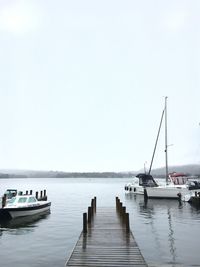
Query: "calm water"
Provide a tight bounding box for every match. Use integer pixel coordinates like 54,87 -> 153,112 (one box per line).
0,178 -> 200,267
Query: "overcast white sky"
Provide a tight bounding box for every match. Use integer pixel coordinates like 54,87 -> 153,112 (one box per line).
0,0 -> 199,172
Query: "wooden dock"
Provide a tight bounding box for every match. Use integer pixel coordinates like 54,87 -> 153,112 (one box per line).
66,197 -> 148,267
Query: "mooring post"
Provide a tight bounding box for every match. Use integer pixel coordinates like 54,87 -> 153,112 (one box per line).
26,190 -> 28,195
122,206 -> 126,214
44,190 -> 46,196
2,194 -> 7,208
91,199 -> 94,215
144,188 -> 148,201
88,206 -> 92,224
119,201 -> 123,215
94,196 -> 96,212
115,196 -> 118,205
40,190 -> 43,199
83,212 -> 87,233
35,191 -> 38,200
116,196 -> 119,210
125,213 -> 130,232
122,206 -> 126,221
30,190 -> 33,195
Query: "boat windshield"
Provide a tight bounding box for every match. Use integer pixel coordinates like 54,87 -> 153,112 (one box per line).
18,197 -> 28,203
5,189 -> 17,199
8,197 -> 16,204
7,196 -> 38,204
28,197 -> 37,203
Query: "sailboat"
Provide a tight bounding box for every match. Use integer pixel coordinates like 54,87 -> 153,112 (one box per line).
146,97 -> 200,199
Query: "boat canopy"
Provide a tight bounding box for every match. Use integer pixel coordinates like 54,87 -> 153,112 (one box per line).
136,173 -> 158,187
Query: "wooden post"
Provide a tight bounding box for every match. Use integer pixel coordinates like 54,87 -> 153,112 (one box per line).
116,197 -> 119,210
121,207 -> 126,224
122,206 -> 126,214
115,196 -> 118,204
116,198 -> 121,213
30,190 -> 33,195
83,212 -> 87,233
88,206 -> 92,224
144,188 -> 148,200
119,201 -> 123,215
40,190 -> 43,199
2,194 -> 7,208
35,191 -> 38,199
94,196 -> 96,212
26,190 -> 28,195
44,190 -> 46,196
91,199 -> 94,214
125,213 -> 130,232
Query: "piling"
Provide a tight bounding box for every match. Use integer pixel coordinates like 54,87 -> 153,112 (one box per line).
2,194 -> 7,208
125,212 -> 130,232
83,212 -> 87,233
88,206 -> 92,224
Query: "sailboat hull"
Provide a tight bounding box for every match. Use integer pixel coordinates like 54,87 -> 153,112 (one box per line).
146,186 -> 200,199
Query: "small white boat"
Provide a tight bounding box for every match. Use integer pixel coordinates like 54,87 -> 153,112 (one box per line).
0,195 -> 51,219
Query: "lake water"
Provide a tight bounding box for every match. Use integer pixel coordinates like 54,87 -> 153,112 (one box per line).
0,177 -> 200,267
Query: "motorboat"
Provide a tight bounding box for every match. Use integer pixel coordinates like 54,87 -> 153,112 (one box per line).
124,173 -> 158,194
0,195 -> 51,219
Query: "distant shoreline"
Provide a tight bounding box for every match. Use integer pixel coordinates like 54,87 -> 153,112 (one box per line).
0,164 -> 200,179
0,172 -> 134,179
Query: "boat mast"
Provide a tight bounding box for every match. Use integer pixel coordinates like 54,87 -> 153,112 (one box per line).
165,96 -> 169,184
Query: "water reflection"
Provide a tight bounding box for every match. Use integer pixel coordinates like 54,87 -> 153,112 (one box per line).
0,211 -> 50,235
125,194 -> 180,266
167,208 -> 176,263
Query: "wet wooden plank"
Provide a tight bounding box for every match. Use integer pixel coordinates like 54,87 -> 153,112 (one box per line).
66,207 -> 148,267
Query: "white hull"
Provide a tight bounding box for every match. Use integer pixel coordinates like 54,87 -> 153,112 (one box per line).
146,186 -> 200,199
8,205 -> 51,219
124,184 -> 144,195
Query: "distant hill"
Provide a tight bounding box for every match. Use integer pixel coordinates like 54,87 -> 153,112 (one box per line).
0,170 -> 134,178
150,164 -> 200,177
0,164 -> 199,178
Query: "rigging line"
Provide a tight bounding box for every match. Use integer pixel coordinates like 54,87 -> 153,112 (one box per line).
148,108 -> 165,175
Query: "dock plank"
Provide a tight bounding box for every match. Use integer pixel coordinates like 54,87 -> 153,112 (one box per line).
66,205 -> 148,267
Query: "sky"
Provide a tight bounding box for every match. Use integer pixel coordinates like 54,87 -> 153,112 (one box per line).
0,0 -> 199,172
